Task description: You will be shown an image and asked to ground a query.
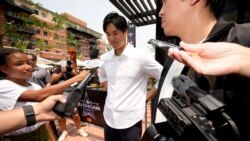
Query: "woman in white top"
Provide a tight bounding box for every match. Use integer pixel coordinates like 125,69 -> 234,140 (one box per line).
0,48 -> 89,141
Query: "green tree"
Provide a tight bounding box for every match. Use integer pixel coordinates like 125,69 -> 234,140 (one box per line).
0,23 -> 13,47
0,1 -> 67,50
15,40 -> 29,51
67,33 -> 78,49
106,44 -> 112,51
36,39 -> 49,51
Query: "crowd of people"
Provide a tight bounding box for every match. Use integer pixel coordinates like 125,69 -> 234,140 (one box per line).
1,0 -> 250,141
0,48 -> 91,141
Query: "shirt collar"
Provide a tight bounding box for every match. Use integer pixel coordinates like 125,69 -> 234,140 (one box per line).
33,65 -> 39,71
111,43 -> 133,57
205,19 -> 234,42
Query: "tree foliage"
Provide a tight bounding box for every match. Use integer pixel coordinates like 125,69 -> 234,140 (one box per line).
14,40 -> 29,51
67,33 -> 78,49
0,0 -> 67,50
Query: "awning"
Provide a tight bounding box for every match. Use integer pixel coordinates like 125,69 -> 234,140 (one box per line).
109,0 -> 157,26
54,59 -> 87,67
37,56 -> 56,65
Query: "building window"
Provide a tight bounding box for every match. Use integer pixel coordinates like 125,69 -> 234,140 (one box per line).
44,40 -> 48,45
52,16 -> 56,22
34,10 -> 39,15
44,31 -> 48,36
36,30 -> 40,34
54,34 -> 59,40
41,12 -> 47,18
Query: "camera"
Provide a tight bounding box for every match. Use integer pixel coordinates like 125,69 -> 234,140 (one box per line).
66,60 -> 73,73
157,75 -> 240,141
53,68 -> 97,117
53,60 -> 104,117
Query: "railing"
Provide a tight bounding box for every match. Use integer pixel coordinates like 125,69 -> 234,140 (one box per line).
6,11 -> 33,23
67,24 -> 102,39
4,0 -> 34,14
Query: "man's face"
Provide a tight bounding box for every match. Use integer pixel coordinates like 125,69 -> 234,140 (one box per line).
27,55 -> 37,68
105,23 -> 127,50
159,0 -> 189,37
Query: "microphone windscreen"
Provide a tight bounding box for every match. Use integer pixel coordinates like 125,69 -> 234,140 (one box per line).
172,75 -> 197,95
146,124 -> 159,140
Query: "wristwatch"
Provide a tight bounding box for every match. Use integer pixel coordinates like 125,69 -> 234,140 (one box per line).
23,105 -> 36,127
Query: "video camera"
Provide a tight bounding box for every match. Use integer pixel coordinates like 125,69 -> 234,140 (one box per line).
65,60 -> 73,73
156,75 -> 240,141
53,59 -> 103,117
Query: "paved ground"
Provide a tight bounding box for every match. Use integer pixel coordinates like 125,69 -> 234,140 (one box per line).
62,121 -> 104,141
54,101 -> 152,141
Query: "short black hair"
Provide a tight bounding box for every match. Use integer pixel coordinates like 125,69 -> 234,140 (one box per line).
67,60 -> 72,66
89,48 -> 99,59
27,53 -> 37,60
103,12 -> 128,32
206,0 -> 227,18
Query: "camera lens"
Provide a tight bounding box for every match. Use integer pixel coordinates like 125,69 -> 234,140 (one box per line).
66,66 -> 72,72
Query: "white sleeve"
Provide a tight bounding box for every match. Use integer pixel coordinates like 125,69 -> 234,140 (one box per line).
98,55 -> 108,83
0,80 -> 32,110
142,55 -> 163,81
98,66 -> 107,83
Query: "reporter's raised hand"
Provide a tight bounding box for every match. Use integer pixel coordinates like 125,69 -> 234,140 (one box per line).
168,41 -> 245,76
33,95 -> 66,122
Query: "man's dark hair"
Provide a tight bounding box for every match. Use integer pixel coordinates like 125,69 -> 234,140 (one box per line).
89,48 -> 99,59
103,12 -> 128,32
206,0 -> 227,18
27,53 -> 37,61
66,60 -> 72,66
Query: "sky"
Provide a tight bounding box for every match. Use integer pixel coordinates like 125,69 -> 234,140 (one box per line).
33,0 -> 156,55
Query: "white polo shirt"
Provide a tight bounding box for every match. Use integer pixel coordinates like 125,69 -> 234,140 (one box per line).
98,44 -> 163,129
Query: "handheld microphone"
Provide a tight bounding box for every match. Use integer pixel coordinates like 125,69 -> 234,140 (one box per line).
148,39 -> 182,51
146,124 -> 171,141
171,75 -> 225,112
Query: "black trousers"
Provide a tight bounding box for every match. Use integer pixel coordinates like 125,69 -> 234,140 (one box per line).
104,120 -> 142,141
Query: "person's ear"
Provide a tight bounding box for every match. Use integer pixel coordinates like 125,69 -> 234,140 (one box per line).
189,0 -> 199,6
123,29 -> 128,37
124,29 -> 128,34
0,66 -> 8,74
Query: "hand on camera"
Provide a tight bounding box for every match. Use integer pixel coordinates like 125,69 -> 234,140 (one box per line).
61,67 -> 67,73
